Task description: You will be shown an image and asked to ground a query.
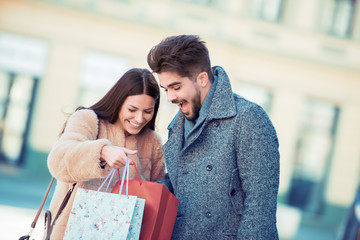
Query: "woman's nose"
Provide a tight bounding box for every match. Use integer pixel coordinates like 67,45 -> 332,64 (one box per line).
135,112 -> 144,123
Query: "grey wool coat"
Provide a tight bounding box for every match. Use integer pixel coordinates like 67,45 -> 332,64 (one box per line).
161,66 -> 280,240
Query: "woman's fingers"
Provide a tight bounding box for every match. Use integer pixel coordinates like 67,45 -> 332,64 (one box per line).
100,146 -> 138,168
122,148 -> 137,165
123,148 -> 138,155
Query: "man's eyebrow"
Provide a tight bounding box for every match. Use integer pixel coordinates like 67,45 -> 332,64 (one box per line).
160,82 -> 182,89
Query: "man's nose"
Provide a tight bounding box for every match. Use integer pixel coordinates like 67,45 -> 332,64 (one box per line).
167,91 -> 176,102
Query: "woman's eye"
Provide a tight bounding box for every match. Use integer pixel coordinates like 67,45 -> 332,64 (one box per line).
128,109 -> 136,112
145,110 -> 153,114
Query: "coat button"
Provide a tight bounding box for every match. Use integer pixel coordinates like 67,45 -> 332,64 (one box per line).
206,165 -> 213,171
230,189 -> 236,196
205,212 -> 212,218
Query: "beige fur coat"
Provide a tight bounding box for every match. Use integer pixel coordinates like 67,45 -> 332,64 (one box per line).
47,109 -> 165,239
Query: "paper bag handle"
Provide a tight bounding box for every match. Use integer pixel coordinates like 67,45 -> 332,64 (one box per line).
96,168 -> 117,193
117,157 -> 143,186
97,157 -> 132,196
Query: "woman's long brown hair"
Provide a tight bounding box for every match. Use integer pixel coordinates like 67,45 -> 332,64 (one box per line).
60,68 -> 160,135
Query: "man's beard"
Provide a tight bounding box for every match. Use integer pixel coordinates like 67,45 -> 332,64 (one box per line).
185,87 -> 202,121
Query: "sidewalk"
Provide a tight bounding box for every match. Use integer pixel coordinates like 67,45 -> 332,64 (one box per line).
0,166 -> 53,239
0,204 -> 45,239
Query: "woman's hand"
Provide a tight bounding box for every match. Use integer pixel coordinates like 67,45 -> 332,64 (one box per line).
100,146 -> 137,168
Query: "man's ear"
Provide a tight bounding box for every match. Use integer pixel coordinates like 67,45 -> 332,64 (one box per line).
197,72 -> 209,88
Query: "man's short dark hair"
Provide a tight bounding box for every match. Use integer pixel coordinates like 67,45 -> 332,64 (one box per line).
147,35 -> 213,82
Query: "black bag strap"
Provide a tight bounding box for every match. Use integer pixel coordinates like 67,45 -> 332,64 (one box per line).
50,182 -> 76,228
43,182 -> 76,240
19,178 -> 76,240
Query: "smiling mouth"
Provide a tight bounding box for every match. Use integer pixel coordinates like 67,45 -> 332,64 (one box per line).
174,100 -> 185,106
129,121 -> 141,127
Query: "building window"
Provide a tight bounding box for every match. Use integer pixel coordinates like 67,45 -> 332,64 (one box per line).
0,73 -> 39,165
329,0 -> 357,38
234,83 -> 273,114
287,99 -> 340,214
0,32 -> 47,165
78,51 -> 131,107
251,0 -> 284,22
0,32 -> 48,76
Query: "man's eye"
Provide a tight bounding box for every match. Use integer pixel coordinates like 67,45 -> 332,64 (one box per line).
174,86 -> 180,90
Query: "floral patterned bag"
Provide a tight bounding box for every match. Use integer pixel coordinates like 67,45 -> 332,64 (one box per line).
64,159 -> 145,240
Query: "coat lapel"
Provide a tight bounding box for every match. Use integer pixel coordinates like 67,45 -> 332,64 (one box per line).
182,66 -> 237,151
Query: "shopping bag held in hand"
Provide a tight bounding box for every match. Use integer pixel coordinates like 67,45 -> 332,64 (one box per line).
112,159 -> 179,240
64,158 -> 145,240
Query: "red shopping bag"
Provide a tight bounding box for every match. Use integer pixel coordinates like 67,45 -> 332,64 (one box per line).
112,165 -> 179,240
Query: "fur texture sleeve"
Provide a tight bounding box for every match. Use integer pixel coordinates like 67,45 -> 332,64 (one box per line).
47,109 -> 112,183
150,131 -> 165,181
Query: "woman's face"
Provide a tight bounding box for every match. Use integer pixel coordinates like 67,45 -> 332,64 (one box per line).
116,94 -> 155,135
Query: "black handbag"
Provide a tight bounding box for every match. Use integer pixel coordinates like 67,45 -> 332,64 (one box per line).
19,178 -> 76,240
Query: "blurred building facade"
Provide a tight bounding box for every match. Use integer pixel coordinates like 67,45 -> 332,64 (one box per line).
1,0 -> 360,238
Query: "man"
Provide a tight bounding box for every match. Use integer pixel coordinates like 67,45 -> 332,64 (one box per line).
148,35 -> 280,239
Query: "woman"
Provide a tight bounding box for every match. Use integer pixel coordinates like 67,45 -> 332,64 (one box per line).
47,68 -> 165,239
